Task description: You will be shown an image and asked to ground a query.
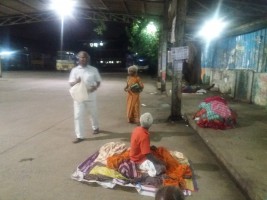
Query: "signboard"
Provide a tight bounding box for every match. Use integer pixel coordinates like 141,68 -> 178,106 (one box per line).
173,60 -> 183,72
171,46 -> 189,61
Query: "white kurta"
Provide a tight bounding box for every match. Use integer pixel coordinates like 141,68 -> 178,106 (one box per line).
69,65 -> 101,138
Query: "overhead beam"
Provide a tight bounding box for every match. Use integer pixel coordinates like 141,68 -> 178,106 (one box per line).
0,12 -> 57,26
0,2 -> 41,24
224,17 -> 267,37
0,10 -> 157,26
122,0 -> 131,13
17,0 -> 39,10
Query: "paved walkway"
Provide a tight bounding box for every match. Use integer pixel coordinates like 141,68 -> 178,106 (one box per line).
178,88 -> 267,200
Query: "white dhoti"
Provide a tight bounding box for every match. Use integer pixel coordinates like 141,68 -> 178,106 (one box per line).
74,100 -> 98,139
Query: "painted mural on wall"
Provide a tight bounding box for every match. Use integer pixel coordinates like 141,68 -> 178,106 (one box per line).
202,29 -> 267,72
201,28 -> 267,106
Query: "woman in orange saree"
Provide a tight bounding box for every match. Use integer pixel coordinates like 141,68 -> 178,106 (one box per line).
124,65 -> 144,124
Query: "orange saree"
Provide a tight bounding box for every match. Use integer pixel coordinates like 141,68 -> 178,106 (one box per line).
126,75 -> 144,123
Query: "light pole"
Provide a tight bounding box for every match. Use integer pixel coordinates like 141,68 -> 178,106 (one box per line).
51,0 -> 75,55
60,16 -> 64,54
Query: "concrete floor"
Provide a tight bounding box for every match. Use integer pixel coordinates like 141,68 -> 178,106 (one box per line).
0,71 -> 264,200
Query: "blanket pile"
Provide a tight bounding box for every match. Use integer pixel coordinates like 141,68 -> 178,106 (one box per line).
193,96 -> 237,129
71,142 -> 196,197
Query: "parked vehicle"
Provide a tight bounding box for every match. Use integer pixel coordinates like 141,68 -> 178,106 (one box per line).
134,56 -> 149,72
56,51 -> 76,71
126,53 -> 149,72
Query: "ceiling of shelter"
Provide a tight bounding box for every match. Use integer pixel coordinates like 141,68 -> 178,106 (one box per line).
0,0 -> 267,39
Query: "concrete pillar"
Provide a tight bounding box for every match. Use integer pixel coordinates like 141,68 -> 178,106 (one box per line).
169,0 -> 187,121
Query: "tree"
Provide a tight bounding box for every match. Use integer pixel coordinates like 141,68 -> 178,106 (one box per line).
93,20 -> 107,35
126,18 -> 160,68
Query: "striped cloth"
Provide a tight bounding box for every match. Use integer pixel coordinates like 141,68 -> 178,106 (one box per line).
118,160 -> 138,179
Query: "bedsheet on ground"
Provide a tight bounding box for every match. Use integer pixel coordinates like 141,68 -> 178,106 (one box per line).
71,142 -> 197,197
193,96 -> 237,129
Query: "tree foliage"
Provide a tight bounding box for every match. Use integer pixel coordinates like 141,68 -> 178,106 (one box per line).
126,18 -> 160,65
93,20 -> 107,35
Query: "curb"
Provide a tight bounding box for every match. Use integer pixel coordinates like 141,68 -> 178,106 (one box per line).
185,113 -> 254,200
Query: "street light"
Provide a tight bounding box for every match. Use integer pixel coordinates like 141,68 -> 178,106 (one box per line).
51,0 -> 75,53
197,17 -> 228,43
51,0 -> 75,17
145,21 -> 157,36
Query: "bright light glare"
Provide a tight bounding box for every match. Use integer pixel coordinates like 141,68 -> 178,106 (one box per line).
146,22 -> 157,35
0,51 -> 15,56
89,42 -> 104,48
198,18 -> 227,42
51,0 -> 75,17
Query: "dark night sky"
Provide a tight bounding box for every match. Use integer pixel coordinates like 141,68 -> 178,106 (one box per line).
0,19 -> 130,56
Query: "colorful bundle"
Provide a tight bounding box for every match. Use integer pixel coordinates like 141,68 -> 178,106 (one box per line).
193,96 -> 237,129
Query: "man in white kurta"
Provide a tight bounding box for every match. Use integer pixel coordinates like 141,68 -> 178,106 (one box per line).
69,51 -> 101,143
